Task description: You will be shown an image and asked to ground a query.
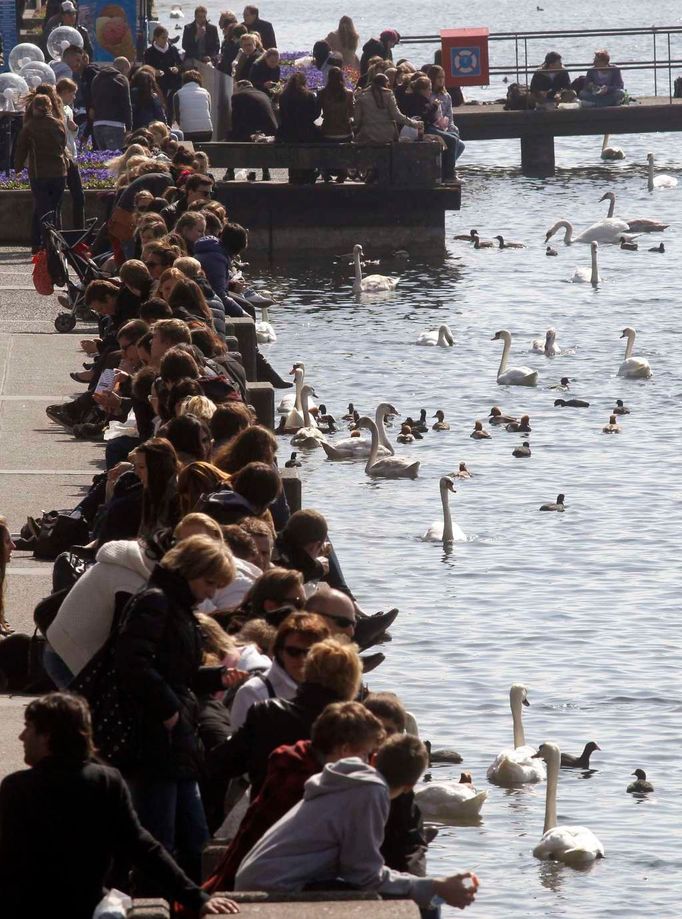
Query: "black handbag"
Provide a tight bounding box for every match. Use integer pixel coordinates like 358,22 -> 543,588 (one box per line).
51,546 -> 96,592
33,512 -> 89,561
33,587 -> 70,637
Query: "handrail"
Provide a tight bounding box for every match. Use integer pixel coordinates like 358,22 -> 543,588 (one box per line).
403,25 -> 682,42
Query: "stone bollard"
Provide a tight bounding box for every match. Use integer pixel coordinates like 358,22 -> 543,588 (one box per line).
281,467 -> 301,513
226,317 -> 258,380
246,381 -> 274,429
127,899 -> 170,919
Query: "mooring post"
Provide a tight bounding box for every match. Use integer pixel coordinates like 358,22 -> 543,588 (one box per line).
520,134 -> 556,178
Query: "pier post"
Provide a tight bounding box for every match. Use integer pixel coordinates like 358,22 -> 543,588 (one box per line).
226,317 -> 257,380
520,134 -> 556,178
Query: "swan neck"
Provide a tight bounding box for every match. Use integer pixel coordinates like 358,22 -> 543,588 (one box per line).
590,246 -> 598,284
301,389 -> 311,427
353,249 -> 363,285
562,221 -> 572,243
441,486 -> 453,542
497,334 -> 511,378
294,372 -> 303,411
624,331 -> 635,360
375,405 -> 395,455
511,694 -> 526,748
544,753 -> 559,833
606,194 -> 615,218
364,420 -> 379,473
648,159 -> 654,191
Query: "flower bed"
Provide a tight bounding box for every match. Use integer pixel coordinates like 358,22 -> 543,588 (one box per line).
0,147 -> 119,190
278,51 -> 357,90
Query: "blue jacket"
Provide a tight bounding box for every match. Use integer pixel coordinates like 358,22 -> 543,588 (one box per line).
194,237 -> 247,317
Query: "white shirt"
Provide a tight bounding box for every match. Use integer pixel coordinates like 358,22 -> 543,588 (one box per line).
63,104 -> 78,159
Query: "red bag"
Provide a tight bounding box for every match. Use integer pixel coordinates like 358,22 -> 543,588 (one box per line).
32,250 -> 54,296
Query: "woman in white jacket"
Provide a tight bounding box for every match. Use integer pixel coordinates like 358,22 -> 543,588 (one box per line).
173,70 -> 213,142
45,539 -> 158,687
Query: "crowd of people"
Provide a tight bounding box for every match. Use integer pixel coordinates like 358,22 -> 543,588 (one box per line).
528,48 -> 626,108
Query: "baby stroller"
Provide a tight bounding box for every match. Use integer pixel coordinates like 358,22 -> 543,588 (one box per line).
42,215 -> 110,333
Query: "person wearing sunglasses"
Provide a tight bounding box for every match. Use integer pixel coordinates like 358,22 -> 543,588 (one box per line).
304,587 -> 356,638
231,612 -> 330,730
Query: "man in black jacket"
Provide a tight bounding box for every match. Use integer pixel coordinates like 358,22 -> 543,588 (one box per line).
242,5 -> 276,48
230,80 -> 278,140
360,28 -> 400,75
90,65 -> 132,151
183,5 -> 221,63
0,693 -> 238,919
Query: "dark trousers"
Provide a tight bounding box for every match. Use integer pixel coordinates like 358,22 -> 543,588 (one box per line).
30,176 -> 66,249
66,159 -> 85,229
425,126 -> 465,179
184,130 -> 213,142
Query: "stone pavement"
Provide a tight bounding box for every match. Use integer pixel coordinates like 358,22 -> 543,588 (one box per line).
0,246 -> 104,778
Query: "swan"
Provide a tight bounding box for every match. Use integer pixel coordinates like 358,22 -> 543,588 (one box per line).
627,769 -> 654,794
602,414 -> 620,434
618,327 -> 652,379
422,476 -> 466,543
321,402 -> 397,460
487,684 -> 546,786
353,244 -> 399,292
290,386 -> 326,448
280,366 -> 306,430
647,152 -> 678,190
545,217 -> 634,245
571,241 -> 601,285
532,742 -> 605,864
492,330 -> 539,386
531,328 -> 561,355
540,493 -> 565,512
255,305 -> 276,343
357,416 -> 420,479
600,133 -> 624,160
599,191 -> 668,233
432,410 -> 450,431
415,774 -> 487,820
417,324 -> 454,347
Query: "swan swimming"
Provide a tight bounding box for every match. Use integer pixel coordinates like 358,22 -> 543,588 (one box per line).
532,742 -> 605,865
531,328 -> 561,355
488,684 -> 546,785
417,324 -> 454,347
600,133 -> 624,160
415,773 -> 487,820
492,330 -> 539,386
280,366 -> 307,431
545,218 -> 634,245
618,327 -> 652,379
647,152 -> 678,191
353,244 -> 399,293
357,416 -> 420,479
599,191 -> 668,233
571,241 -> 601,285
422,476 -> 466,543
290,385 -> 326,448
321,402 -> 396,460
255,305 -> 276,343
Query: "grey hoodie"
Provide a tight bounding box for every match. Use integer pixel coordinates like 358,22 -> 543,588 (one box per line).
235,757 -> 436,906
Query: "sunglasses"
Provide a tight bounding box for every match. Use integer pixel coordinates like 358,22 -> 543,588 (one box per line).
144,260 -> 161,268
282,645 -> 310,659
319,612 -> 355,630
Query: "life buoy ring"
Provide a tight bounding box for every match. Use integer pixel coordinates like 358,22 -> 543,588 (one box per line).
452,48 -> 479,75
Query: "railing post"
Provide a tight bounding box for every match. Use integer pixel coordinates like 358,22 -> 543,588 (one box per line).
653,30 -> 658,95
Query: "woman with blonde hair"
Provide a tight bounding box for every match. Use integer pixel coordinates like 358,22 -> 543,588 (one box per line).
354,72 -> 420,146
0,516 -> 16,635
177,461 -> 231,517
325,15 -> 360,70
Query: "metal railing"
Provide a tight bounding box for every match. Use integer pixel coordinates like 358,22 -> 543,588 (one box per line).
401,25 -> 682,98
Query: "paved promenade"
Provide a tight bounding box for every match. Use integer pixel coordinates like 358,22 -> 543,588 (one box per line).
0,246 -> 104,777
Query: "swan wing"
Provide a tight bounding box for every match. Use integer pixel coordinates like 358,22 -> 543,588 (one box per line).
368,458 -> 420,479
417,331 -> 438,345
422,520 -> 443,542
571,266 -> 591,283
498,367 -> 539,387
625,217 -> 668,233
534,826 -> 604,863
618,358 -> 652,379
653,175 -> 678,188
487,746 -> 546,785
321,438 -> 390,459
362,274 -> 399,291
283,407 -> 305,430
415,782 -> 488,819
575,218 -> 629,244
277,394 -> 296,414
291,427 -> 327,447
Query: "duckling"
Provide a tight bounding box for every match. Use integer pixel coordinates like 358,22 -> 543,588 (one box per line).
397,423 -> 415,444
550,376 -> 571,390
403,418 -> 424,440
648,242 -> 665,253
539,493 -> 565,512
285,451 -> 302,468
554,397 -> 590,408
612,398 -> 630,415
495,235 -> 525,249
470,420 -> 491,439
620,236 -> 638,251
409,409 -> 429,433
454,228 -> 479,241
627,769 -> 654,794
506,414 -> 531,433
342,403 -> 355,421
602,414 -> 621,433
561,741 -> 600,769
432,410 -> 450,431
452,461 -> 472,479
459,771 -> 473,784
512,440 -> 531,458
489,405 -> 517,425
473,234 -> 495,249
546,245 -> 558,256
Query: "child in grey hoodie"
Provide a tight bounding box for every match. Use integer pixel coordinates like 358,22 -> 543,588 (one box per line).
235,734 -> 478,912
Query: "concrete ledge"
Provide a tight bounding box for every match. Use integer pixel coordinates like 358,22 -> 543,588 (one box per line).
212,895 -> 420,917
127,899 -> 170,919
281,467 -> 302,513
227,317 -> 257,380
245,381 -> 275,430
0,190 -> 110,245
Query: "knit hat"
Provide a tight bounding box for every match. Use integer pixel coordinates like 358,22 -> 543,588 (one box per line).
380,29 -> 400,44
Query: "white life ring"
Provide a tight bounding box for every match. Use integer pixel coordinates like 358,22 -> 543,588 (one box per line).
453,48 -> 479,75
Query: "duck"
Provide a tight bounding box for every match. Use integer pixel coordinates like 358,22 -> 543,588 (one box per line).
470,420 -> 491,440
618,327 -> 652,379
284,451 -> 302,468
353,244 -> 399,293
602,414 -> 621,433
649,242 -> 665,253
554,398 -> 590,408
473,234 -> 496,249
495,235 -> 525,249
627,769 -> 654,793
612,399 -> 630,415
647,152 -> 678,190
424,741 -> 463,765
550,376 -> 571,390
417,324 -> 454,347
314,405 -> 337,434
540,493 -> 565,512
599,191 -> 668,232
546,245 -> 558,256
454,228 -> 479,241
415,773 -> 487,820
561,741 -> 600,769
255,305 -> 277,343
321,402 -> 397,460
489,406 -> 517,425
342,402 -> 355,421
492,330 -> 539,386
620,236 -> 638,251
403,420 -> 424,440
357,416 -> 420,479
545,217 -> 634,246
513,441 -> 532,457
432,410 -> 450,431
422,476 -> 466,543
531,328 -> 561,356
408,409 -> 429,433
532,742 -> 605,864
600,133 -> 624,160
397,424 -> 415,444
290,386 -> 327,448
487,684 -> 546,786
452,462 -> 472,479
571,241 -> 602,284
506,415 -> 531,433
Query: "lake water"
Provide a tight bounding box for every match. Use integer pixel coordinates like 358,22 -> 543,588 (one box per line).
164,1 -> 680,914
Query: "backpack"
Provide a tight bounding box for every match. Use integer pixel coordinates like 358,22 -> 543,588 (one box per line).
505,83 -> 536,111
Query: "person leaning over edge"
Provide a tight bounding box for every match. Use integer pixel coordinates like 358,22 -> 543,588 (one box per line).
0,693 -> 239,919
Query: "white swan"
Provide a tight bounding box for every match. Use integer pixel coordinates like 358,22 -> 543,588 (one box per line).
321,402 -> 397,460
277,363 -> 306,416
357,416 -> 420,479
599,191 -> 668,233
290,385 -> 326,448
647,152 -> 678,191
280,366 -> 306,431
571,241 -> 601,285
600,133 -> 624,160
618,327 -> 652,379
422,477 -> 466,543
487,684 -> 546,786
255,305 -> 276,343
545,217 -> 634,246
417,324 -> 454,347
531,328 -> 561,355
415,778 -> 487,821
353,244 -> 399,293
492,330 -> 539,386
533,742 -> 605,865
